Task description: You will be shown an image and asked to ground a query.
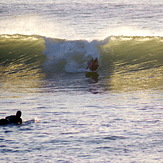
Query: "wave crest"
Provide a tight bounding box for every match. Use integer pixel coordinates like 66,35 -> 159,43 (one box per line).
0,34 -> 163,73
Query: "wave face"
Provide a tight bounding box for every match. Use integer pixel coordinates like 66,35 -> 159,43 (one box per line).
100,36 -> 163,73
0,34 -> 163,90
100,36 -> 163,90
0,34 -> 45,92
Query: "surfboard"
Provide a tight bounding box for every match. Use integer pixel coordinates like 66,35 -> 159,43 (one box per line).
85,68 -> 99,78
85,67 -> 98,73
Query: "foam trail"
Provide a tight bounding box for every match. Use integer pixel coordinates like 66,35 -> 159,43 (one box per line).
43,37 -> 101,73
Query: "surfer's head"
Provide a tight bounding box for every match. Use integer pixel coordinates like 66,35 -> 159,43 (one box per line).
16,111 -> 22,118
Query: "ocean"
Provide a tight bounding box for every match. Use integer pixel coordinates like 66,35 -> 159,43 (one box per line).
0,0 -> 163,162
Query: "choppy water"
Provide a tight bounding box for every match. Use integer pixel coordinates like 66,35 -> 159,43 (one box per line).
0,0 -> 163,162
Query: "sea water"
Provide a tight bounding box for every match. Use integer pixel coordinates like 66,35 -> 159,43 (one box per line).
0,0 -> 163,162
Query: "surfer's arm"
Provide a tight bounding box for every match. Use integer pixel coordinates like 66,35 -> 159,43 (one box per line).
86,63 -> 91,69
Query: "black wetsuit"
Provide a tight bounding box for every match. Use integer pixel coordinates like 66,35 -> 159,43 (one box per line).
5,115 -> 22,124
0,111 -> 22,125
0,118 -> 8,125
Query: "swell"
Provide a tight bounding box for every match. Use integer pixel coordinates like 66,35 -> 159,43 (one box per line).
0,34 -> 163,90
1,34 -> 163,70
0,34 -> 45,65
100,36 -> 163,91
100,36 -> 163,71
0,34 -> 45,93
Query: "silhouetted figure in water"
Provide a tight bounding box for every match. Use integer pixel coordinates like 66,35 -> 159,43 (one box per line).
0,111 -> 22,125
86,58 -> 99,72
0,118 -> 8,125
90,58 -> 99,71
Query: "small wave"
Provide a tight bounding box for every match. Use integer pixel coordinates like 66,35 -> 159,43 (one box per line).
104,135 -> 127,140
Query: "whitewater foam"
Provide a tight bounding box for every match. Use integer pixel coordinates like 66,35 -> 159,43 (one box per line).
43,37 -> 101,72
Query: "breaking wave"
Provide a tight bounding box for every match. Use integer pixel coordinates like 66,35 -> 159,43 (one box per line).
0,34 -> 163,90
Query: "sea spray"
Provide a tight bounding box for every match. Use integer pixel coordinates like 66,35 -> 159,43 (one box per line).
43,37 -> 100,72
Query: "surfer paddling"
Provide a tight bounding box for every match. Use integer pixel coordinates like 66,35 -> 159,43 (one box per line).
86,58 -> 99,72
0,111 -> 22,125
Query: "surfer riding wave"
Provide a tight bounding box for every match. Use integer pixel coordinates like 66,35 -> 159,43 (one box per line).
86,58 -> 99,72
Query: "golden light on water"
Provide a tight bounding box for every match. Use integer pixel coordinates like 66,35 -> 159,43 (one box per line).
0,63 -> 45,95
0,34 -> 46,96
100,36 -> 163,92
109,66 -> 163,91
